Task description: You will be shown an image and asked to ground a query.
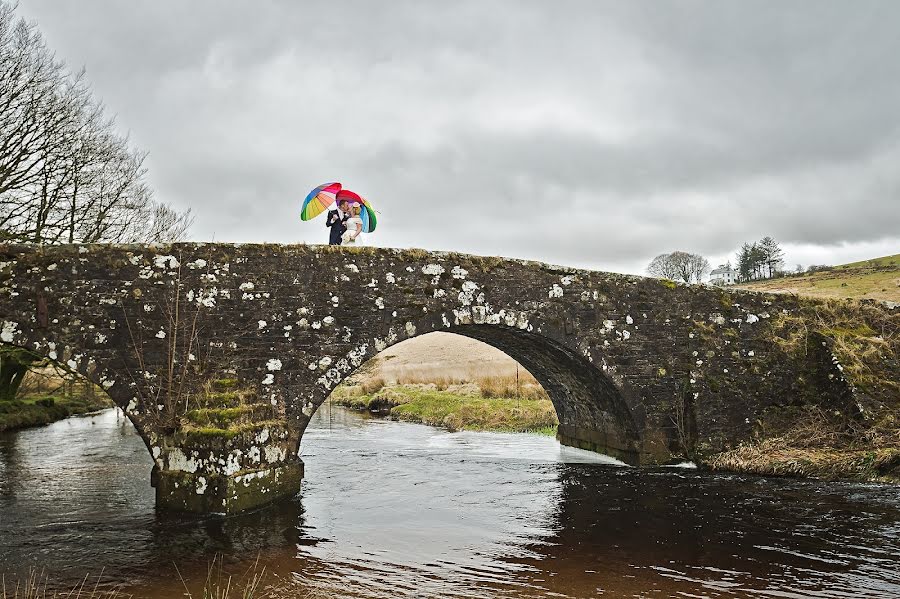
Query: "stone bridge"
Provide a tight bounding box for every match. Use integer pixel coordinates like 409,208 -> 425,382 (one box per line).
0,243 -> 872,514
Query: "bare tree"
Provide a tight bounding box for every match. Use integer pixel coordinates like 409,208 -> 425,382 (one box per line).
0,3 -> 70,222
647,251 -> 710,284
681,252 -> 711,284
137,201 -> 194,243
0,2 -> 192,397
647,253 -> 681,281
0,2 -> 192,246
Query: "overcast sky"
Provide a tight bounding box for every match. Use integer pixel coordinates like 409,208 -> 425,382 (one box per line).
14,0 -> 900,274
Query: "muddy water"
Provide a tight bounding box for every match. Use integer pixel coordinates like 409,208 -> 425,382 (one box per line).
1,407 -> 899,598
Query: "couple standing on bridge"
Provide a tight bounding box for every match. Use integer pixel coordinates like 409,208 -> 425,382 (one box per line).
326,199 -> 365,246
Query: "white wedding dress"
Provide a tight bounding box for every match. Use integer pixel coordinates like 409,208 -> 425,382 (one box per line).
342,216 -> 364,245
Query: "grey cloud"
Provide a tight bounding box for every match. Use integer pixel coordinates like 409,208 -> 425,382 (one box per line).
14,0 -> 900,274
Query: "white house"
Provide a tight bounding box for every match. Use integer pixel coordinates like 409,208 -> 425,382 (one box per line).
709,264 -> 738,286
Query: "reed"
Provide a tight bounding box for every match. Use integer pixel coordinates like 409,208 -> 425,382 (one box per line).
2,557 -> 283,599
1,570 -> 124,599
175,554 -> 269,599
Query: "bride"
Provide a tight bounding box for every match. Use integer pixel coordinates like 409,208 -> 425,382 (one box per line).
342,204 -> 364,245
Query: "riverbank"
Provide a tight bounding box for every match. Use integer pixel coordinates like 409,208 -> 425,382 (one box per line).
705,405 -> 900,483
0,394 -> 113,433
708,441 -> 900,483
330,382 -> 558,434
705,296 -> 900,484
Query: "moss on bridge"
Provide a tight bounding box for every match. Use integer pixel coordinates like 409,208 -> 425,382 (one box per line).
704,297 -> 900,482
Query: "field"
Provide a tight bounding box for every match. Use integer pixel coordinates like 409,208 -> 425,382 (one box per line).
331,360 -> 558,434
332,333 -> 558,433
735,253 -> 899,303
365,332 -> 522,383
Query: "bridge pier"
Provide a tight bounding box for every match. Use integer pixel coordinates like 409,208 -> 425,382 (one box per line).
153,461 -> 303,515
556,425 -> 642,465
139,379 -> 306,515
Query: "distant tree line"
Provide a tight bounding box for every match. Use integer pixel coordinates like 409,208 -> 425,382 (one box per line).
0,3 -> 191,245
645,237 -> 795,286
644,236 -> 844,286
735,236 -> 784,281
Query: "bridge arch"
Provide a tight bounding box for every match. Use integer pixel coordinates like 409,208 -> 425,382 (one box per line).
298,311 -> 646,464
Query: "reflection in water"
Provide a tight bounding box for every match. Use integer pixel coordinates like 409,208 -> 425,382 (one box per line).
1,407 -> 899,598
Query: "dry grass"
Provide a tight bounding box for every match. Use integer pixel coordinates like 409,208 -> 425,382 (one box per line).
477,374 -> 548,401
772,298 -> 900,398
1,557 -> 284,599
708,441 -> 900,481
176,555 -> 270,599
707,406 -> 900,482
394,370 -> 470,389
736,253 -> 899,302
359,377 -> 386,395
386,369 -> 548,400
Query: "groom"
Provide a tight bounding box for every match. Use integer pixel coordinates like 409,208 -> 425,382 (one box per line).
326,199 -> 350,245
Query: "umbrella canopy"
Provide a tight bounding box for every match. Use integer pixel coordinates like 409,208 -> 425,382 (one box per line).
300,182 -> 342,221
336,189 -> 377,233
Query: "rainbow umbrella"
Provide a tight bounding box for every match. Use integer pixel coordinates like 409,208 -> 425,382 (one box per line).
300,182 -> 342,221
336,188 -> 377,233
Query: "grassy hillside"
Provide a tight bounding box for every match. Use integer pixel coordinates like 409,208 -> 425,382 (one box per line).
736,253 -> 899,302
836,254 -> 900,269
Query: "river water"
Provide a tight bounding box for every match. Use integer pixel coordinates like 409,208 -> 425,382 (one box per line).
1,407 -> 899,598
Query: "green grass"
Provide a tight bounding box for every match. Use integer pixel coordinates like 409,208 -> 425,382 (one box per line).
180,419 -> 284,443
331,384 -> 558,434
0,393 -> 113,432
176,380 -> 278,443
835,253 -> 900,269
184,405 -> 268,428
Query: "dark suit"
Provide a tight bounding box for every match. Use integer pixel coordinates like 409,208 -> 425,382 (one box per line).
327,209 -> 349,245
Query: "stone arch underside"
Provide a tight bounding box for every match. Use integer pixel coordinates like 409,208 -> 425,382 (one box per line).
454,326 -> 642,463
303,321 -> 645,465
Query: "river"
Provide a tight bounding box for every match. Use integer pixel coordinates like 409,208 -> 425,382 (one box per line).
1,406 -> 899,598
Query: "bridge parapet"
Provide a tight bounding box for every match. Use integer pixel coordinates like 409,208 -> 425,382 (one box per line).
0,243 -> 881,513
